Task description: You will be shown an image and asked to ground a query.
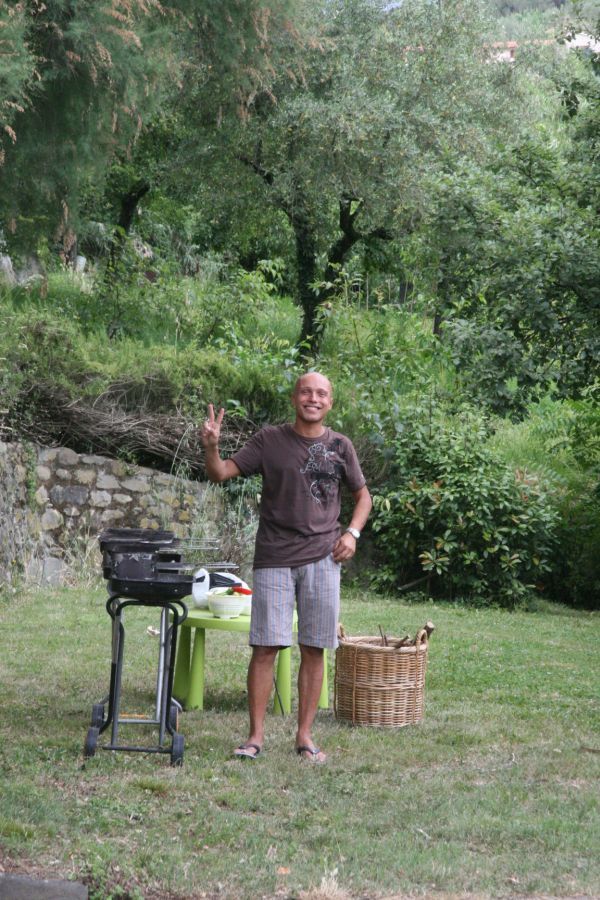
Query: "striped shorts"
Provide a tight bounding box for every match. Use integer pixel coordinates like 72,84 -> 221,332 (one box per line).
250,554 -> 341,650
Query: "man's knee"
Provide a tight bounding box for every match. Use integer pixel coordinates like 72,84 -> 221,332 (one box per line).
299,643 -> 324,661
251,645 -> 282,663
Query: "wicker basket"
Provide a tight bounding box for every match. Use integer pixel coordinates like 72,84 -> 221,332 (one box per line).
334,629 -> 429,728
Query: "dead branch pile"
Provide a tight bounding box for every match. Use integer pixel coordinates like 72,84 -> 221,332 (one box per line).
3,382 -> 255,475
1,377 -> 389,486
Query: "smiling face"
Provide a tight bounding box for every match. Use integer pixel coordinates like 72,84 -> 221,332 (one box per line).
291,373 -> 333,432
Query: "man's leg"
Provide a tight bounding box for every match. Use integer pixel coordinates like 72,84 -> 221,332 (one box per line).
235,566 -> 294,758
295,554 -> 341,763
241,645 -> 280,754
296,643 -> 326,762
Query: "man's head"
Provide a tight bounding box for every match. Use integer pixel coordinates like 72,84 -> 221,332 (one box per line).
291,372 -> 333,428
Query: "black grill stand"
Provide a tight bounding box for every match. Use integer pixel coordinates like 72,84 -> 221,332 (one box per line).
84,594 -> 188,765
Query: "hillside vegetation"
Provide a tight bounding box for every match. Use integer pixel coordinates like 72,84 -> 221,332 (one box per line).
1,0 -> 599,608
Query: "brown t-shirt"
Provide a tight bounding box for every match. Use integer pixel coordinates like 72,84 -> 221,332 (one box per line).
231,424 -> 366,568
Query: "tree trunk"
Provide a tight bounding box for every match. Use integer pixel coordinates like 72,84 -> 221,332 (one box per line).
296,198 -> 392,356
103,179 -> 151,338
237,151 -> 394,356
296,198 -> 363,356
105,179 -> 150,281
295,216 -> 319,356
117,180 -> 150,233
433,273 -> 447,337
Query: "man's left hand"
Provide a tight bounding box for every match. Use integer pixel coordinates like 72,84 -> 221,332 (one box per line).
333,532 -> 356,563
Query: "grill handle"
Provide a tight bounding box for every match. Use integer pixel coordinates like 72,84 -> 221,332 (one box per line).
155,561 -> 194,573
155,561 -> 239,572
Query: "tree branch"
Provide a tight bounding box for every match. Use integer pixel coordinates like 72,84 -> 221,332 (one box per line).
366,225 -> 393,241
117,179 -> 150,233
325,196 -> 392,276
237,152 -> 275,186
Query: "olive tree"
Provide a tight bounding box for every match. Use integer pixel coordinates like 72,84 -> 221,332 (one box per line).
184,0 -> 520,353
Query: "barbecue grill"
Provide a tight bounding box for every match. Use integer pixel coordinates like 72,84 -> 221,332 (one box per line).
84,527 -> 237,765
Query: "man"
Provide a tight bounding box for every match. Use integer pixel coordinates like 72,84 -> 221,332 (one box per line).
201,372 -> 372,763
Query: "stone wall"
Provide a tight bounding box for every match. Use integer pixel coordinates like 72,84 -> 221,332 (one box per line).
0,440 -> 222,586
0,441 -> 38,585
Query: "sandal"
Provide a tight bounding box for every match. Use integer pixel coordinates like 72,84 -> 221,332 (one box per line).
234,742 -> 262,760
296,745 -> 326,764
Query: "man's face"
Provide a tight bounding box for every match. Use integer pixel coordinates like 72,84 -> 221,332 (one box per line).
291,374 -> 333,425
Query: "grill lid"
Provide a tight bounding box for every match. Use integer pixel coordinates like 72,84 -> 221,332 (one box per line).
99,527 -> 178,554
99,528 -> 239,602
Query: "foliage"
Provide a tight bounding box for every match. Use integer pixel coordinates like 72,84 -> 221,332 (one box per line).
0,263 -> 304,464
319,298 -> 453,439
0,0 -> 294,253
406,129 -> 600,413
178,0 -> 522,351
0,0 -> 190,251
555,393 -> 600,608
2,257 -> 296,345
490,392 -> 600,608
491,0 -> 568,12
0,1 -> 35,154
370,405 -> 560,606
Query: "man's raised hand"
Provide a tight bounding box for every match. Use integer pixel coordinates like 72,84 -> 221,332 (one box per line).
201,404 -> 224,449
200,403 -> 241,483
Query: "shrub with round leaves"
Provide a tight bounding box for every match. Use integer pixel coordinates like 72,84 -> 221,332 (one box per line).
371,408 -> 560,607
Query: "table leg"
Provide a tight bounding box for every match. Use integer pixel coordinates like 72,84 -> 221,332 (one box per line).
173,626 -> 191,702
185,628 -> 206,710
318,648 -> 329,709
274,646 -> 291,715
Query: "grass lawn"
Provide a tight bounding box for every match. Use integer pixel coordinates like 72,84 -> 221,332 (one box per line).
0,583 -> 598,899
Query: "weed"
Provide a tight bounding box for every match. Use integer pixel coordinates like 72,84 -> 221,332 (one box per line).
61,523 -> 103,589
22,440 -> 38,509
0,820 -> 35,839
83,860 -> 145,900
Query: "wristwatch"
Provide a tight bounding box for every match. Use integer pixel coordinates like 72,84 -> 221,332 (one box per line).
345,527 -> 361,540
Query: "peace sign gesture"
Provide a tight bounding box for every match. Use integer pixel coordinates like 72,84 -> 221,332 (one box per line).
201,403 -> 224,449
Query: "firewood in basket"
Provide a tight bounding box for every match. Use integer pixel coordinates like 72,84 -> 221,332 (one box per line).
412,621 -> 435,645
391,634 -> 412,648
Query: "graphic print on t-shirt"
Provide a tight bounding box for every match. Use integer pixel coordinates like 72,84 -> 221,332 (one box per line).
299,438 -> 345,504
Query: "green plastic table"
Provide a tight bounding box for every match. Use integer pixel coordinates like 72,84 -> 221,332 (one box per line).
172,608 -> 329,714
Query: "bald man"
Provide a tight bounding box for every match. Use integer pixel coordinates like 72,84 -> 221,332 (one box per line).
201,373 -> 372,763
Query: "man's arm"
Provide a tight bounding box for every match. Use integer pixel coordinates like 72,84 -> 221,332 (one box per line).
347,484 -> 372,534
333,484 -> 372,563
201,404 -> 242,483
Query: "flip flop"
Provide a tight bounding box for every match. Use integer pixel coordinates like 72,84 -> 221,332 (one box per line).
296,745 -> 326,764
234,742 -> 261,760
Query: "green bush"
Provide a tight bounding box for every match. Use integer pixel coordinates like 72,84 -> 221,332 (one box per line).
490,394 -> 600,609
370,406 -> 560,607
552,487 -> 600,609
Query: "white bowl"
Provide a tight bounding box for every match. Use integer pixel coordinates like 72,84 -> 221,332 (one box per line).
208,594 -> 244,619
238,594 -> 252,616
